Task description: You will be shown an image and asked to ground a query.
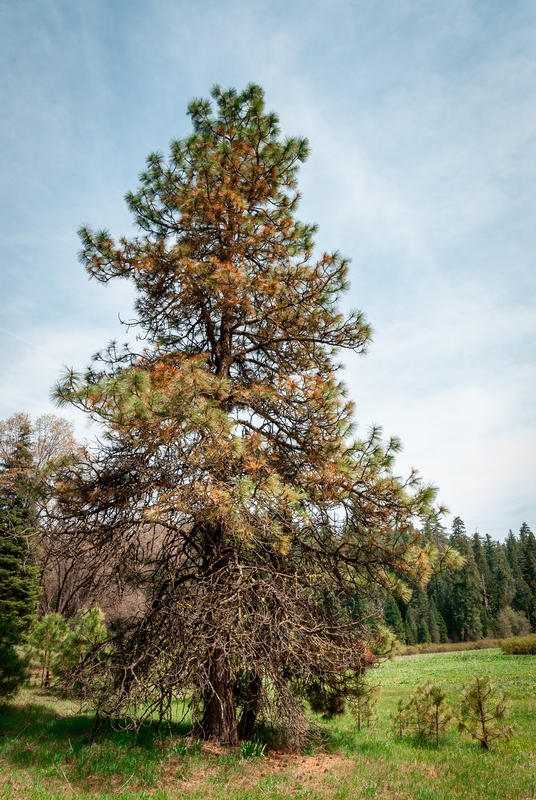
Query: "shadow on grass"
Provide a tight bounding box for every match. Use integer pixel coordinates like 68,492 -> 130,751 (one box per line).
0,699 -> 195,785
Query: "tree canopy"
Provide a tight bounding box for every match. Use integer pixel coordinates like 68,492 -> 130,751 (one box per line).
52,84 -> 451,746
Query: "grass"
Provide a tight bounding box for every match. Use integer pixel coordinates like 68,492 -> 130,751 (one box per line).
0,649 -> 534,799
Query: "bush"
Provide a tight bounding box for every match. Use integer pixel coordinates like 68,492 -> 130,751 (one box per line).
399,638 -> 499,656
501,634 -> 536,655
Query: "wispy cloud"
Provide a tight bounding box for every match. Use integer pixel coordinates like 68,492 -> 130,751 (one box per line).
0,0 -> 534,538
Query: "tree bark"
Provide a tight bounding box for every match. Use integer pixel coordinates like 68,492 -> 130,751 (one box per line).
237,671 -> 262,741
202,647 -> 238,745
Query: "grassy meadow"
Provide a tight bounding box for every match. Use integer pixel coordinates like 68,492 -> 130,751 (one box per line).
0,648 -> 534,800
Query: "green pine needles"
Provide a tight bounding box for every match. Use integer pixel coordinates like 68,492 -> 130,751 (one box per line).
0,417 -> 40,698
392,681 -> 453,746
393,673 -> 515,750
458,675 -> 515,750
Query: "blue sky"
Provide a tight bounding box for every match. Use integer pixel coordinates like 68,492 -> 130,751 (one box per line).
1,0 -> 534,539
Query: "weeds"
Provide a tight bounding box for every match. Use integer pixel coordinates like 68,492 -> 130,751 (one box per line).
239,738 -> 266,759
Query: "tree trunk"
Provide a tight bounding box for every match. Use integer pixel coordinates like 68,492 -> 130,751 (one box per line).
202,647 -> 238,745
237,671 -> 262,741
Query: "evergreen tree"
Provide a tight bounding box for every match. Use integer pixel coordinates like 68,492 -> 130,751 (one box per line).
459,675 -> 515,750
0,417 -> 40,698
428,599 -> 442,643
25,613 -> 68,688
436,606 -> 449,643
416,618 -> 432,644
472,533 -> 494,615
428,572 -> 455,641
493,542 -> 515,615
51,85 -> 448,745
448,519 -> 483,641
404,606 -> 418,645
384,595 -> 405,641
450,516 -> 467,541
506,529 -> 535,629
518,524 -> 536,627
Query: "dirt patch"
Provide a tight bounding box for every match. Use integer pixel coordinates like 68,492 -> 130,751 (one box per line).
160,749 -> 355,796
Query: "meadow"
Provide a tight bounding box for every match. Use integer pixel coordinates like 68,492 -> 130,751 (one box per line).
0,648 -> 534,800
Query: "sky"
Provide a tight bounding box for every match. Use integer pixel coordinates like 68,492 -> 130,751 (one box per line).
0,0 -> 534,540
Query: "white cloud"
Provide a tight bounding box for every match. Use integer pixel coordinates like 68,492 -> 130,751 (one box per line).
0,0 -> 534,538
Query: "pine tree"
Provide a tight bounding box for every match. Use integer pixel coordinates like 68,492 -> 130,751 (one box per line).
51,84 -> 450,745
394,682 -> 453,745
428,599 -> 442,644
0,417 -> 40,698
384,595 -> 405,641
459,675 -> 515,750
448,519 -> 483,641
493,543 -> 515,614
472,533 -> 494,615
416,618 -> 432,644
404,606 -> 418,645
25,613 -> 68,688
412,586 -> 435,643
411,682 -> 453,745
428,572 -> 455,641
518,524 -> 536,627
436,607 -> 449,643
506,529 -> 535,630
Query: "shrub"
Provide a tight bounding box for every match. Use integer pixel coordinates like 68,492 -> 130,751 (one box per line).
501,634 -> 536,655
0,640 -> 28,699
399,638 -> 499,656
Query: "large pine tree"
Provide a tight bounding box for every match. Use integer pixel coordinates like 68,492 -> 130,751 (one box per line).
53,85 -> 450,745
447,518 -> 483,641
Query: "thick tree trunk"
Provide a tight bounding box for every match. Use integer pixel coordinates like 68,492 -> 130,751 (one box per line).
237,671 -> 262,741
200,522 -> 240,745
202,647 -> 238,745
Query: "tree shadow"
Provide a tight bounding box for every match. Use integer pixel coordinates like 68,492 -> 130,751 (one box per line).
0,699 -> 193,780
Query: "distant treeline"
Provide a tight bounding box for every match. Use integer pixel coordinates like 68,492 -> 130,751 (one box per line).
384,518 -> 536,643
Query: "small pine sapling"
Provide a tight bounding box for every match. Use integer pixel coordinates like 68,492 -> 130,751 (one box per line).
424,683 -> 453,746
392,698 -> 411,739
54,607 -> 108,684
25,613 -> 68,687
459,675 -> 515,750
409,683 -> 430,744
398,682 -> 453,745
353,677 -> 378,732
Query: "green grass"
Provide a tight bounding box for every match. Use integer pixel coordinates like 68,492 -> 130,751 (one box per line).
319,649 -> 536,799
0,649 -> 535,799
